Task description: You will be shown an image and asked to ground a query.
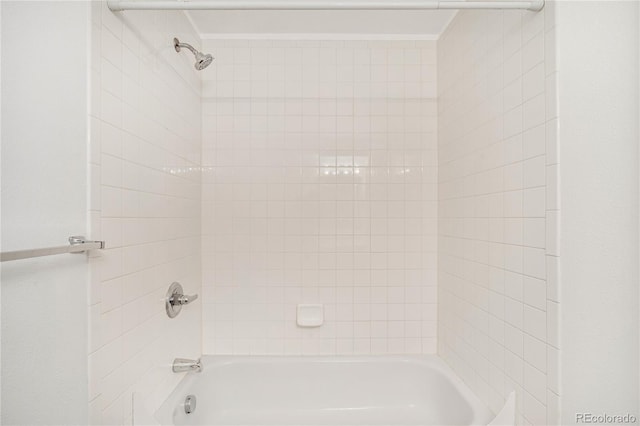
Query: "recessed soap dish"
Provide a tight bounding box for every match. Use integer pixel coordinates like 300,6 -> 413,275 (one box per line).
297,304 -> 323,327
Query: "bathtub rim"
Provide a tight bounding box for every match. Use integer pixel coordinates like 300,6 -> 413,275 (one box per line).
153,354 -> 497,426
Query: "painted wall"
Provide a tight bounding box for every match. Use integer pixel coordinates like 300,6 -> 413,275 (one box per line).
555,1 -> 639,423
0,0 -> 3,420
437,7 -> 558,424
200,39 -> 438,355
87,3 -> 203,423
185,10 -> 456,36
1,1 -> 90,424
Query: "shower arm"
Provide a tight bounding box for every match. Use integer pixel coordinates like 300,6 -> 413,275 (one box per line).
175,41 -> 198,56
109,0 -> 544,12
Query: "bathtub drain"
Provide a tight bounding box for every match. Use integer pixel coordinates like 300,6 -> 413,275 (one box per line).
184,395 -> 196,414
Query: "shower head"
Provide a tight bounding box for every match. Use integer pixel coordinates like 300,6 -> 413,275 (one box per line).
173,37 -> 213,71
194,51 -> 214,70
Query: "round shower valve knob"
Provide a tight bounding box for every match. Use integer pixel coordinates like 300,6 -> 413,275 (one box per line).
165,282 -> 199,318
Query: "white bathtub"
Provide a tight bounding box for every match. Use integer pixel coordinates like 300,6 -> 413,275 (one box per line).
150,356 -> 511,426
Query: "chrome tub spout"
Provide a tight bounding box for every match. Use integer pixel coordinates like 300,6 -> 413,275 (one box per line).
173,358 -> 202,373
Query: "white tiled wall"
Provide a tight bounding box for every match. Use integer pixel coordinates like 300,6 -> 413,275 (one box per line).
84,3 -> 561,422
201,40 -> 439,355
88,3 -> 202,424
437,7 -> 559,425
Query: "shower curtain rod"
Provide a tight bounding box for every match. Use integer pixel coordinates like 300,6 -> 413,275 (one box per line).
108,0 -> 544,12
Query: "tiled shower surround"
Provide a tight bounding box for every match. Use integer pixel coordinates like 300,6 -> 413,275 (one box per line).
438,7 -> 559,425
201,40 -> 439,355
88,4 -> 202,424
85,4 -> 562,424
